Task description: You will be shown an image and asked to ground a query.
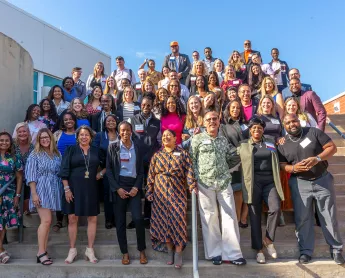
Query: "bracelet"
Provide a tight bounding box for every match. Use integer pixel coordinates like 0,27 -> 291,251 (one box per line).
65,189 -> 71,193
16,194 -> 21,198
132,187 -> 138,191
64,186 -> 70,190
99,172 -> 103,177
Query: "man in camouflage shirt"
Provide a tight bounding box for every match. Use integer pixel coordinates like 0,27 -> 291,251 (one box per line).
190,110 -> 246,266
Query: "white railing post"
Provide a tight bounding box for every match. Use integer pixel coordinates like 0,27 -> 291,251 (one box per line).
192,190 -> 199,278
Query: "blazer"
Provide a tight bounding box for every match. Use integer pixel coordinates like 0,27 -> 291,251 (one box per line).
90,111 -> 118,133
92,131 -> 119,167
106,140 -> 144,192
162,53 -> 191,84
299,90 -> 327,131
240,50 -> 260,65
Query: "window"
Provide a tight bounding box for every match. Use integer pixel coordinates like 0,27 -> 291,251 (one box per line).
43,74 -> 62,88
33,71 -> 38,104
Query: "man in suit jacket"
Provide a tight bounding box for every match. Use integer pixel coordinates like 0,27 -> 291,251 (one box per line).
282,68 -> 313,99
240,40 -> 260,65
289,77 -> 326,131
162,41 -> 191,85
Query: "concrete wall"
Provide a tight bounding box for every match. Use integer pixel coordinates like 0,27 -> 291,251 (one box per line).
0,32 -> 33,133
0,0 -> 111,80
324,93 -> 345,115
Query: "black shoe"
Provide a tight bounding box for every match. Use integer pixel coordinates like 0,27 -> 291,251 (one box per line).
126,221 -> 135,229
212,255 -> 222,265
299,254 -> 311,264
229,257 -> 246,266
331,253 -> 345,265
238,221 -> 248,229
144,219 -> 150,230
105,222 -> 113,229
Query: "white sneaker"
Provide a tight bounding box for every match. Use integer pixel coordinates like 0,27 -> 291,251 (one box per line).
256,252 -> 266,264
264,242 -> 278,259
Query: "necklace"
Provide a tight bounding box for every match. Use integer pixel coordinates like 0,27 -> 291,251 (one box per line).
80,146 -> 90,179
253,139 -> 262,148
288,130 -> 303,143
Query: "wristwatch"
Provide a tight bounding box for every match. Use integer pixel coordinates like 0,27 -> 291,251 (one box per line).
316,156 -> 322,162
100,172 -> 103,177
16,194 -> 21,198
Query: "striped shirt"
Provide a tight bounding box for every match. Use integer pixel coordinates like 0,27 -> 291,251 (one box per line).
25,151 -> 63,212
123,103 -> 135,121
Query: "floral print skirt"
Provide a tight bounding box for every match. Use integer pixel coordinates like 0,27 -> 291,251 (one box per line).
0,184 -> 21,231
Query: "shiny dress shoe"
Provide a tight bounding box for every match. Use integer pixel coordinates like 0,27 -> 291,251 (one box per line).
139,251 -> 148,264
122,254 -> 130,265
331,253 -> 345,265
299,254 -> 311,264
126,221 -> 135,229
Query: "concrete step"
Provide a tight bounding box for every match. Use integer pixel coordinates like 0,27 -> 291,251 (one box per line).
328,156 -> 345,164
8,223 -> 345,245
2,259 -> 345,278
4,238 -> 340,261
335,147 -> 345,156
327,133 -> 345,147
325,125 -> 345,133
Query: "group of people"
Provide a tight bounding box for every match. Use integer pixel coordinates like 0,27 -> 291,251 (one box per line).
0,39 -> 343,269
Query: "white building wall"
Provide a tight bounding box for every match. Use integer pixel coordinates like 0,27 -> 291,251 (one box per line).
0,0 -> 111,80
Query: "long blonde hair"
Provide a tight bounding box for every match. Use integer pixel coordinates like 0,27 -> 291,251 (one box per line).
93,62 -> 105,77
224,65 -> 236,82
185,96 -> 204,129
228,50 -> 245,71
257,94 -> 277,117
13,122 -> 32,145
260,76 -> 279,98
284,97 -> 309,122
34,128 -> 60,157
103,76 -> 118,96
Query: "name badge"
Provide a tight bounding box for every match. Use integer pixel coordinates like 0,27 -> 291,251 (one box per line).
202,139 -> 211,145
173,152 -> 181,156
248,53 -> 253,58
233,80 -> 240,85
120,153 -> 130,161
135,84 -> 141,89
266,142 -> 276,150
101,77 -> 106,82
300,137 -> 311,148
135,124 -> 144,132
169,57 -> 175,61
191,77 -> 196,82
134,106 -> 141,111
271,119 -> 280,125
96,106 -> 102,111
240,124 -> 248,131
241,65 -> 246,71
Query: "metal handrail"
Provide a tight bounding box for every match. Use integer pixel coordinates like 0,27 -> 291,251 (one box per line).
0,176 -> 16,196
327,117 -> 345,139
192,190 -> 199,278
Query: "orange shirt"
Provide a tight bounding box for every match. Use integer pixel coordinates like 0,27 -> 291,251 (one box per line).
244,50 -> 252,63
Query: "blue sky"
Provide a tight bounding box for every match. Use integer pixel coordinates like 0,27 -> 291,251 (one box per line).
8,0 -> 345,101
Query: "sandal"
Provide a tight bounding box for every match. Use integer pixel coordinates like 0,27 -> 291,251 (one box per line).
65,248 -> 77,264
0,250 -> 10,264
37,252 -> 52,265
167,249 -> 174,265
239,221 -> 248,228
174,251 -> 183,269
52,221 -> 63,232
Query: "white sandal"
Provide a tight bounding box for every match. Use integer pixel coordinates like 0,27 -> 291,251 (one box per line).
0,251 -> 10,264
65,248 -> 77,264
256,252 -> 266,264
85,247 -> 98,264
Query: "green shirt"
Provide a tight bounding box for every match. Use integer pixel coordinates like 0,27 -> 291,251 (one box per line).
190,131 -> 240,190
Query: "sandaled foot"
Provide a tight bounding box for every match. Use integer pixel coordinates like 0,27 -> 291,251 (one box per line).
174,252 -> 183,269
52,221 -> 63,232
65,248 -> 77,264
0,250 -> 10,264
167,249 -> 174,265
37,252 -> 53,265
85,247 -> 98,264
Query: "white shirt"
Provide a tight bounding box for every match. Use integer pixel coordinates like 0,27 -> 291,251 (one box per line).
111,68 -> 137,90
261,64 -> 275,77
271,61 -> 283,85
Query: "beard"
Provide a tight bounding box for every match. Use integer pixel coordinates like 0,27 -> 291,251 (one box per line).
288,126 -> 302,136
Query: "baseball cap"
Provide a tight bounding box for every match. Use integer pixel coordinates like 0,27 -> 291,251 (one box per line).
170,41 -> 179,47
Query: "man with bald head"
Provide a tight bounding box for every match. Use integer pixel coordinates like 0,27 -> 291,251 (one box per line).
277,114 -> 344,265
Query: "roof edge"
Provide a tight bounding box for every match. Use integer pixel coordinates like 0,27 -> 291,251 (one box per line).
323,91 -> 345,105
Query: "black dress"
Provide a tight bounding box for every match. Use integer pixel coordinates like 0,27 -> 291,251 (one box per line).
59,145 -> 101,216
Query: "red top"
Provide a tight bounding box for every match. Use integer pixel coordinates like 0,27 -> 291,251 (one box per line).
161,113 -> 186,145
220,79 -> 242,92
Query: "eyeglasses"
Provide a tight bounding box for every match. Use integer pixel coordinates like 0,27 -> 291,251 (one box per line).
244,43 -> 251,45
40,136 -> 50,140
170,85 -> 179,87
205,117 -> 219,123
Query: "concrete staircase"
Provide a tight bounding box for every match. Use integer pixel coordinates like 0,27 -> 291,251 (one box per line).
2,115 -> 345,277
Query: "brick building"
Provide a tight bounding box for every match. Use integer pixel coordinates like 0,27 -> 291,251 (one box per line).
323,91 -> 345,115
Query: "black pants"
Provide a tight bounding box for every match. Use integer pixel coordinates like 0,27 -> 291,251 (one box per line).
249,181 -> 281,250
103,176 -> 115,223
143,163 -> 151,220
114,176 -> 146,254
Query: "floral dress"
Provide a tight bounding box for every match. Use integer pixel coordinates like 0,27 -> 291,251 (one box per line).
0,153 -> 23,231
38,116 -> 57,132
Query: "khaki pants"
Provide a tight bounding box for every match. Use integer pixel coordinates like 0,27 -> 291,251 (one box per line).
198,184 -> 243,260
